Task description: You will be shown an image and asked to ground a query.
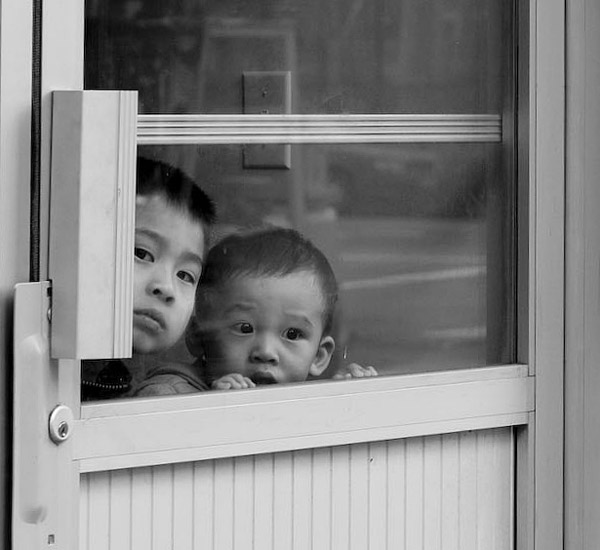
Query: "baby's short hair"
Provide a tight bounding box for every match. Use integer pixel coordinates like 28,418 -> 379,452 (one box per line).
198,227 -> 338,335
136,157 -> 216,232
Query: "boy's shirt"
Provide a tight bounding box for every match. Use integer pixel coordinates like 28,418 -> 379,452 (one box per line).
132,360 -> 209,396
81,358 -> 208,400
81,359 -> 133,400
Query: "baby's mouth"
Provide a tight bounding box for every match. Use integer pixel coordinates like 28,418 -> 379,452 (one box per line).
250,371 -> 277,385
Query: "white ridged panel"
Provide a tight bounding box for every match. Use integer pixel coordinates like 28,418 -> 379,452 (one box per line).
293,450 -> 312,549
214,458 -> 235,550
254,453 -> 274,548
273,452 -> 293,548
80,428 -> 514,550
173,462 -> 194,550
193,461 -> 214,548
312,447 -> 332,550
331,446 -> 351,549
131,468 -> 152,548
109,469 -> 131,550
350,444 -> 369,550
424,436 -> 442,550
441,434 -> 460,550
136,114 -> 502,144
459,432 -> 478,548
233,456 -> 253,550
387,437 -> 406,548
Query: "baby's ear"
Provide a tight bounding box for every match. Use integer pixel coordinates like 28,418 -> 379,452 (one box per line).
309,336 -> 335,377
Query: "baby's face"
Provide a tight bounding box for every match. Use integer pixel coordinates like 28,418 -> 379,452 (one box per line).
202,272 -> 334,385
133,193 -> 205,354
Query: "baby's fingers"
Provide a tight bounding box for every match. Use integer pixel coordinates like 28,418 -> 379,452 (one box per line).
333,363 -> 379,379
212,374 -> 256,390
347,363 -> 375,378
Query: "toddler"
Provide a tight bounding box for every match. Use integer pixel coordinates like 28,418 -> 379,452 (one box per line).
190,227 -> 362,390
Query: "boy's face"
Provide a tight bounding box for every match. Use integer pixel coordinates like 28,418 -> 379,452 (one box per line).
201,272 -> 335,385
133,193 -> 205,354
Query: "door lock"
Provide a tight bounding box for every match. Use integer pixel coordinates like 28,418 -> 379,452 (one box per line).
48,405 -> 74,444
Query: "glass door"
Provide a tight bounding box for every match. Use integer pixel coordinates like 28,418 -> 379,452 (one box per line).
85,0 -> 514,377
12,0 -> 565,548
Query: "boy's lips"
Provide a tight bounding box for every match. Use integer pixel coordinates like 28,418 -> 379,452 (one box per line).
134,309 -> 166,332
250,371 -> 277,385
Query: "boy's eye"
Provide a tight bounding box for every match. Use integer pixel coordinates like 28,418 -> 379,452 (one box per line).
134,247 -> 154,262
233,322 -> 254,335
284,328 -> 304,341
177,270 -> 196,285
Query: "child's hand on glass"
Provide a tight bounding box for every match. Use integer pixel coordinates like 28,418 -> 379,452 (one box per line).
332,363 -> 378,379
211,373 -> 256,390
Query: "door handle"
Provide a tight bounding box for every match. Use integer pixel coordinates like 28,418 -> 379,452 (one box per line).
49,90 -> 138,360
13,282 -> 52,526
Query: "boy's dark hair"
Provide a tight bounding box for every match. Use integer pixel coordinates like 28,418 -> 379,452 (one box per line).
136,157 -> 216,232
198,227 -> 338,334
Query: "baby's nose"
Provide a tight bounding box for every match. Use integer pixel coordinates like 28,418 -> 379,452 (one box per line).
250,335 -> 279,364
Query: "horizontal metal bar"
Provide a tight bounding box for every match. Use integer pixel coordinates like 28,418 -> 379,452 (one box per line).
137,114 -> 502,145
76,365 -> 531,472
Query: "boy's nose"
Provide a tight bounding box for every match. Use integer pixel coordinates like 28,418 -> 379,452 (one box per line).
148,272 -> 175,303
250,335 -> 279,364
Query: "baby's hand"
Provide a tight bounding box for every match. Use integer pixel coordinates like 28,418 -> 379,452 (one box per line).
211,373 -> 256,391
332,363 -> 378,380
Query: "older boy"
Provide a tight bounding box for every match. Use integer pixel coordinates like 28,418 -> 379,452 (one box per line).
190,227 -> 371,390
81,157 -> 216,399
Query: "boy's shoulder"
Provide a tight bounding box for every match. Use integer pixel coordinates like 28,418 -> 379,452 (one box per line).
132,360 -> 209,397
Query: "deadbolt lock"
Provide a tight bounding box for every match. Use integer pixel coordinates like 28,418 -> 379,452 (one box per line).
48,404 -> 74,444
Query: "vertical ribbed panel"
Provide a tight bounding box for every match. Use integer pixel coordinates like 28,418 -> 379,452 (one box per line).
50,90 -> 137,359
113,90 -> 137,356
80,428 -> 514,549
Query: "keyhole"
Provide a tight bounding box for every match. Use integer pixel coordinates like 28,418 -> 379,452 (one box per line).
57,421 -> 69,439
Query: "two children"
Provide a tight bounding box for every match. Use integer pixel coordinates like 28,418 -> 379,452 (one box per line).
82,158 -> 375,400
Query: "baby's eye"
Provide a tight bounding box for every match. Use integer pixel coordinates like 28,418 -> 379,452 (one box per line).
177,270 -> 196,285
233,322 -> 254,334
134,247 -> 153,262
284,328 -> 304,341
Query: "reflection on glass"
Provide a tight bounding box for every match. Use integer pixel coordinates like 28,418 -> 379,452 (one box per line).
139,142 -> 514,377
85,0 -> 510,114
82,0 -> 515,396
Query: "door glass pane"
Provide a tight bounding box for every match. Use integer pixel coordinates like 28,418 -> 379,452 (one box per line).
85,0 -> 510,114
81,0 -> 515,398
139,142 -> 512,378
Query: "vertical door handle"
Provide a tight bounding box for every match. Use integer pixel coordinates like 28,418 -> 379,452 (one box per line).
49,90 -> 138,359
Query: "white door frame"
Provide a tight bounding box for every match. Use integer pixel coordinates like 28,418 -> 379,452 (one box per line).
0,0 -> 33,547
8,0 -> 566,548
